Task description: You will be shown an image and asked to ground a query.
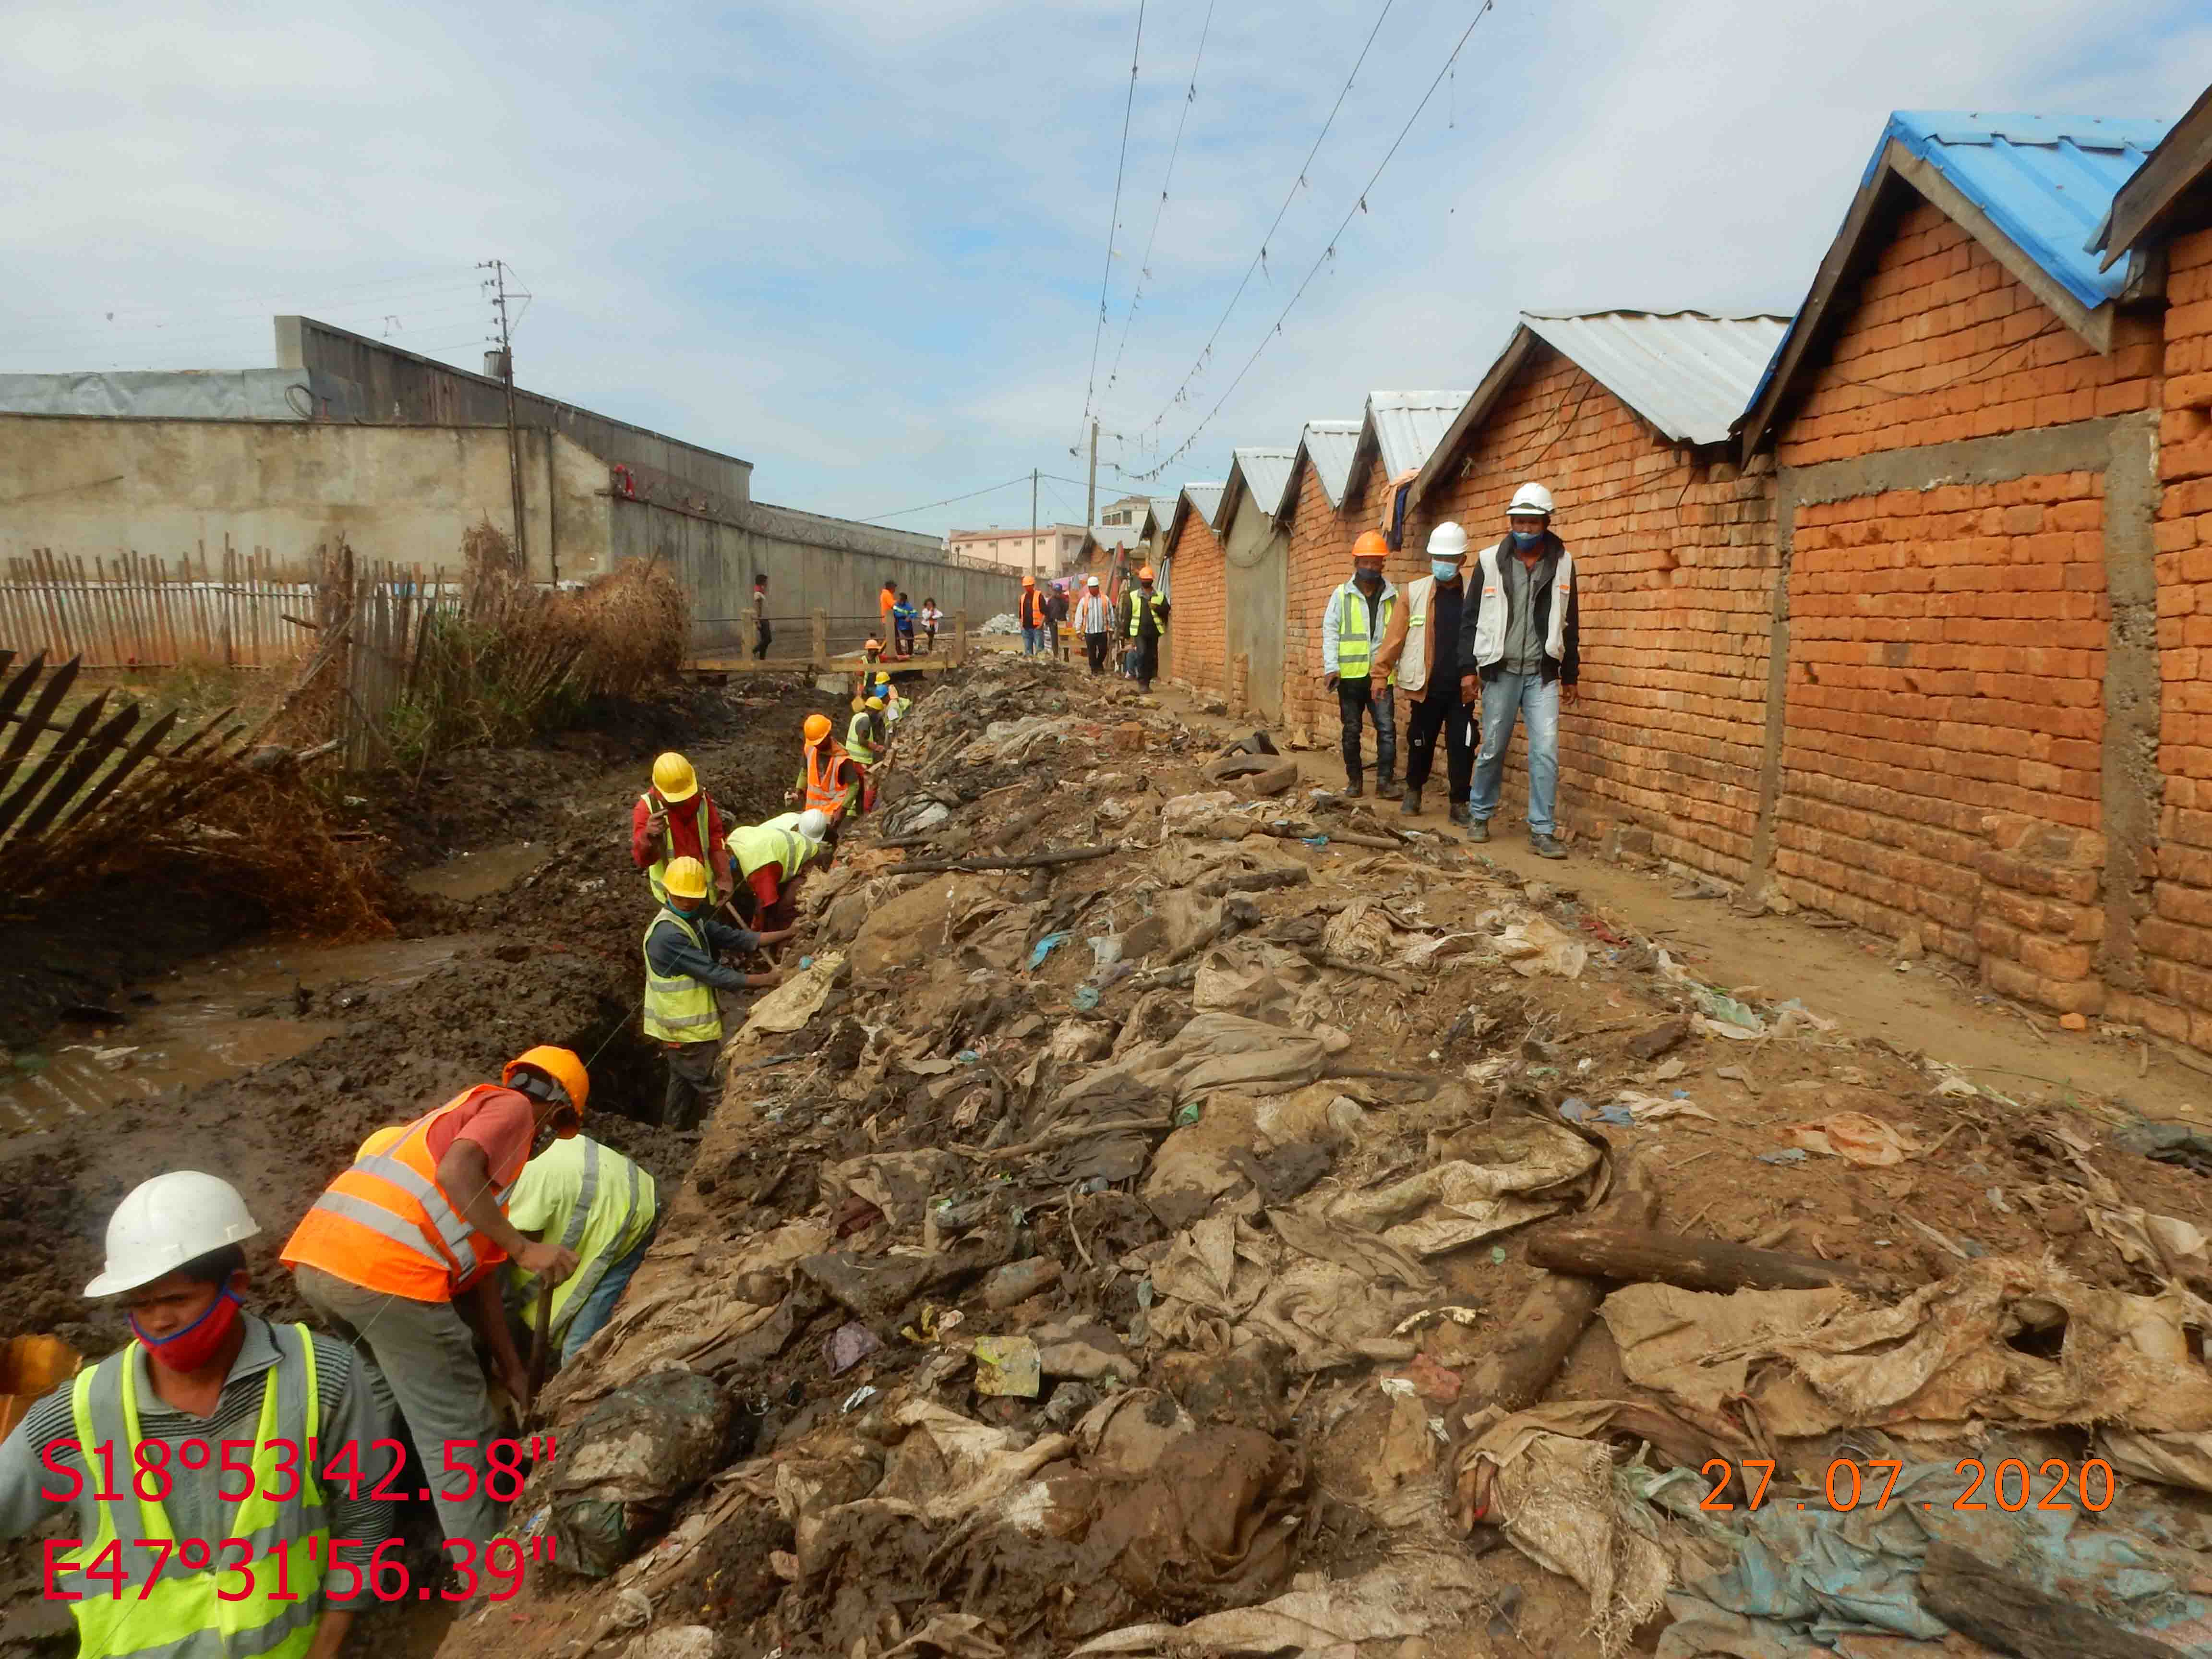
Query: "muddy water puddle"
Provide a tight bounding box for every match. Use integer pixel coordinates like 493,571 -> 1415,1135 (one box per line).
403,840 -> 549,902
0,935 -> 487,1135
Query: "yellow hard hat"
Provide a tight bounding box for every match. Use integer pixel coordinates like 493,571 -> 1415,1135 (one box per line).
356,1124 -> 406,1162
866,697 -> 885,711
661,855 -> 710,900
505,1045 -> 590,1115
651,752 -> 698,804
804,713 -> 832,744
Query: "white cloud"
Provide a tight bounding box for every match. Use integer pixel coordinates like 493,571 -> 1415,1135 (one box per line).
3,0 -> 2208,536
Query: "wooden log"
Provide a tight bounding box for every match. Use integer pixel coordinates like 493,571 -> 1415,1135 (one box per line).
890,846 -> 1116,875
1917,1540 -> 2185,1659
1524,1224 -> 1883,1293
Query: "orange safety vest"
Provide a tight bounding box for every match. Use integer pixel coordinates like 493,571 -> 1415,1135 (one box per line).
802,738 -> 851,817
281,1086 -> 527,1303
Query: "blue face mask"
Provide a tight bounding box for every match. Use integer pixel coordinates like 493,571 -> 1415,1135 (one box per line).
1431,560 -> 1462,582
1511,529 -> 1542,549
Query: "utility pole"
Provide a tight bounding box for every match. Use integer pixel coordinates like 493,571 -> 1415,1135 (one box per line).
1086,418 -> 1099,528
481,259 -> 528,574
1030,469 -> 1039,582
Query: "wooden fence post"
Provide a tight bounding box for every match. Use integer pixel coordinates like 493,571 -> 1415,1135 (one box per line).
810,609 -> 828,668
955,610 -> 968,664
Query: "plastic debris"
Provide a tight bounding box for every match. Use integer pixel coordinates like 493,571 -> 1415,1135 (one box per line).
972,1334 -> 1042,1397
1755,1148 -> 1808,1165
1026,931 -> 1072,970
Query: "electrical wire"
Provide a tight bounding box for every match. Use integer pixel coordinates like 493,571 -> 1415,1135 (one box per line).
854,474 -> 1038,524
1076,0 -> 1148,447
1127,0 -> 1398,443
1102,0 -> 1214,401
1134,0 -> 1497,481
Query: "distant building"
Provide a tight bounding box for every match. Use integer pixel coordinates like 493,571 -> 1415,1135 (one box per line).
1096,493 -> 1154,529
944,522 -> 1087,576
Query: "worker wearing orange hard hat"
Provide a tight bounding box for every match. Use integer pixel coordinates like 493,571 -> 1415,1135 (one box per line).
283,1045 -> 591,1546
1319,530 -> 1400,799
632,751 -> 731,907
1018,574 -> 1049,658
1121,564 -> 1169,692
793,710 -> 862,820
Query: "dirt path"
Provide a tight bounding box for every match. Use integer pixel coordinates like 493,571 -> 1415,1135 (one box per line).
1137,675 -> 2212,1126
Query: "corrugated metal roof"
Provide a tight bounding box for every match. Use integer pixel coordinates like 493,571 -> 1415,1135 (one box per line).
1181,482 -> 1226,530
1880,112 -> 2170,308
1521,312 -> 1790,447
1149,495 -> 1178,528
1294,420 -> 1363,512
2092,84 -> 2212,267
1229,448 -> 1296,522
1090,524 -> 1146,553
1363,391 -> 1470,478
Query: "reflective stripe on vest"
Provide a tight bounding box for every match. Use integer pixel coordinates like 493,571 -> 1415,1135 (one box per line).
844,713 -> 877,768
801,741 -> 849,816
642,908 -> 723,1045
1127,592 -> 1163,638
282,1089 -> 523,1300
56,1323 -> 326,1659
729,824 -> 806,882
510,1138 -> 658,1337
640,791 -> 719,907
1334,584 -> 1395,681
1469,543 -> 1574,670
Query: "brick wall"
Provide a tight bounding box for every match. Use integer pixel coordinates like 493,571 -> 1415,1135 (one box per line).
1781,200 -> 2161,468
2127,225 -> 2212,1045
1764,195 -> 2163,1018
1284,456 -> 1358,744
1166,507 -> 1227,698
1414,347 -> 1778,877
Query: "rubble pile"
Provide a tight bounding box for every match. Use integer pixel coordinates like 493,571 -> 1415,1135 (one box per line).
479,655 -> 2212,1659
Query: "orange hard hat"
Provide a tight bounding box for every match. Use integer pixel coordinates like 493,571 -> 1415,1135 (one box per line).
505,1045 -> 589,1119
804,713 -> 832,743
1022,575 -> 1035,586
1137,565 -> 1155,581
1352,530 -> 1390,563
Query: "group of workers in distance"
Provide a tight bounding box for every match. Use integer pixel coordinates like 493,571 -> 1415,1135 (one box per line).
1024,565 -> 1169,691
877,579 -> 940,658
0,676 -> 903,1655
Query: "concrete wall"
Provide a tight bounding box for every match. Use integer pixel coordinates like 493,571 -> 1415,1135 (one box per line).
276,316 -> 757,518
610,495 -> 1021,654
1222,495 -> 1290,721
0,413 -> 608,581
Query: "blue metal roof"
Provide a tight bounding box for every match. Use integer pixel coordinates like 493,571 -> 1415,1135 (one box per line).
1877,111 -> 2171,309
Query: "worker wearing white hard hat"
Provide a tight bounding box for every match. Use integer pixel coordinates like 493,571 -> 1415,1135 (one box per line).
0,1172 -> 392,1656
1376,521 -> 1476,825
1075,576 -> 1113,675
1458,481 -> 1579,859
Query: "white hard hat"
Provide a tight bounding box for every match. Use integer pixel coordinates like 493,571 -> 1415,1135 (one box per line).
86,1171 -> 260,1297
795,808 -> 831,841
1427,522 -> 1469,559
1087,576 -> 1100,587
1507,482 -> 1554,517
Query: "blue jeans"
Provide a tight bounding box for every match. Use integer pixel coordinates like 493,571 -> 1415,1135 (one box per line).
560,1214 -> 660,1364
1471,670 -> 1561,835
1022,625 -> 1045,655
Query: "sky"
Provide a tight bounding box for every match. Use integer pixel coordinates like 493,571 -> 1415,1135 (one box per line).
7,0 -> 2211,541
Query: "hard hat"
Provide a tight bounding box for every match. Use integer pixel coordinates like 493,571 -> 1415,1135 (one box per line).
865,637 -> 883,651
866,696 -> 885,711
1022,575 -> 1035,586
1352,530 -> 1390,563
357,1125 -> 406,1161
1087,576 -> 1100,588
796,808 -> 831,841
1507,481 -> 1555,517
86,1172 -> 260,1297
661,855 -> 710,900
1427,522 -> 1468,559
875,672 -> 891,686
804,713 -> 832,744
505,1045 -> 590,1115
651,752 -> 698,804
1137,565 -> 1155,581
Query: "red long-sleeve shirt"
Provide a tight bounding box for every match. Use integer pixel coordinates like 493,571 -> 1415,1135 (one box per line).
630,792 -> 731,892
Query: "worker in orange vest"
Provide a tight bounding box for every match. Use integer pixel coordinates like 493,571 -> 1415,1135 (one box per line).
1018,576 -> 1050,657
792,711 -> 862,819
281,1045 -> 589,1548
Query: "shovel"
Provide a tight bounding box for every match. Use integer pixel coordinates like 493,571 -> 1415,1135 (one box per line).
525,1278 -> 553,1419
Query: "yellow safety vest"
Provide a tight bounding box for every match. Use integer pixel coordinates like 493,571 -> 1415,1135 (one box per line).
639,791 -> 721,908
728,824 -> 809,883
642,908 -> 723,1045
56,1324 -> 327,1659
1127,591 -> 1165,638
1335,585 -> 1395,683
845,711 -> 877,768
507,1137 -> 659,1338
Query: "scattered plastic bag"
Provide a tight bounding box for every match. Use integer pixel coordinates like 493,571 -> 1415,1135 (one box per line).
973,1334 -> 1041,1397
1495,914 -> 1588,979
1785,1111 -> 1921,1166
550,1371 -> 737,1578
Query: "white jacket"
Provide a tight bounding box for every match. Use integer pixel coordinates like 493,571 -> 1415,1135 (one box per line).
1469,543 -> 1573,669
1074,594 -> 1111,633
1321,577 -> 1398,675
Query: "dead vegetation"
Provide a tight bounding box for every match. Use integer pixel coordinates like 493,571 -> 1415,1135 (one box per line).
462,654 -> 2212,1659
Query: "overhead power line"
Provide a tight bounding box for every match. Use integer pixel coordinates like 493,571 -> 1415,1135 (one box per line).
1076,0 -> 1148,448
855,474 -> 1037,524
1133,0 -> 1497,482
1127,0 -> 1398,443
1102,0 -> 1214,403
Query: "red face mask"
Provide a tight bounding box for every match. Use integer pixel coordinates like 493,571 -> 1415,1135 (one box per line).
132,1289 -> 242,1373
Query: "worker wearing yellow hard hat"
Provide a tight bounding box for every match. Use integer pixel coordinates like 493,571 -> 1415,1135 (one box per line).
283,1044 -> 591,1546
845,695 -> 887,814
1122,563 -> 1169,691
643,855 -> 788,1130
12,1170 -> 394,1659
632,751 -> 731,908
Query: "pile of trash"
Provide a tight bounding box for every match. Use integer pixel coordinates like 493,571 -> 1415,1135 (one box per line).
977,611 -> 1022,636
474,653 -> 2212,1659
